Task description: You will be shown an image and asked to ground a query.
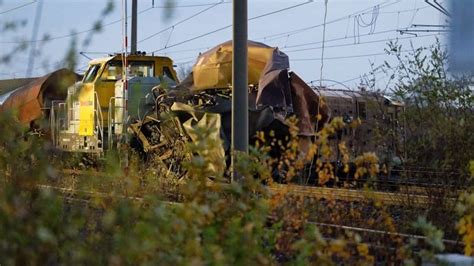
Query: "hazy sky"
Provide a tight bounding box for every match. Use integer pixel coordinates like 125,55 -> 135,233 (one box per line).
0,0 -> 448,89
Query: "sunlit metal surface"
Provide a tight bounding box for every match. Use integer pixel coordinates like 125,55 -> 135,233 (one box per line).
0,68 -> 79,125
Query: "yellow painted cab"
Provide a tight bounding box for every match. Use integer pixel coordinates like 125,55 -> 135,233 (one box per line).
51,53 -> 179,153
83,54 -> 178,126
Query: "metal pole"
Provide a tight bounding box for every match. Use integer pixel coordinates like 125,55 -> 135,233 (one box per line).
232,0 -> 248,182
26,0 -> 44,78
131,0 -> 138,54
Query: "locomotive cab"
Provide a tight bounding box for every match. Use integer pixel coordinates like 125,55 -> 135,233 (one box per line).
50,54 -> 179,153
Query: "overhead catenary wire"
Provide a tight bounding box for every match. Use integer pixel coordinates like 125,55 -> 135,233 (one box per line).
83,30 -> 440,58
151,0 -> 314,53
353,5 -> 380,43
254,0 -> 417,42
169,17 -> 441,62
424,0 -> 450,17
0,6 -> 154,44
26,0 -> 44,78
319,0 -> 329,88
407,8 -> 419,28
164,26 -> 174,48
284,33 -> 440,53
162,46 -> 212,54
0,0 -> 36,15
321,69 -> 386,88
152,1 -> 231,9
138,1 -> 225,44
1,2 -> 232,44
292,49 -> 411,61
313,0 -> 329,168
256,4 -> 431,45
303,43 -> 447,86
2,0 -> 445,83
281,26 -> 423,50
81,45 -> 213,58
1,58 -> 66,77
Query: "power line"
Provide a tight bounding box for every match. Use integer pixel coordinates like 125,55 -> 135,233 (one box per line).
0,6 -> 154,44
284,29 -> 397,49
152,1 -> 231,8
138,1 -> 225,44
0,0 -> 230,40
292,43 -> 447,61
164,19 -> 439,58
151,0 -> 314,53
284,33 -> 440,53
172,55 -> 198,63
327,69 -> 386,87
280,22 -> 440,51
353,5 -> 380,43
162,46 -> 211,54
307,69 -> 389,88
255,4 -> 430,44
253,0 -> 413,42
173,34 -> 439,64
319,0 -> 329,87
1,58 -> 65,77
291,49 -> 410,61
81,45 -> 212,57
26,0 -> 44,78
424,0 -> 450,17
399,29 -> 450,34
0,0 -> 36,15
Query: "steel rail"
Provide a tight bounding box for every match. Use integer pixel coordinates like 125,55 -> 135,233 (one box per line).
57,169 -> 462,207
268,184 -> 458,207
310,222 -> 462,246
37,184 -> 463,249
37,184 -> 179,206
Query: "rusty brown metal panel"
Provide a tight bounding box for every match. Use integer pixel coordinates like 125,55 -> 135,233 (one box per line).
17,100 -> 42,124
0,68 -> 79,125
0,76 -> 46,122
0,78 -> 37,95
289,72 -> 330,136
256,69 -> 291,110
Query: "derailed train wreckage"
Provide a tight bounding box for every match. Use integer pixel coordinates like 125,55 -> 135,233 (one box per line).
0,40 -> 404,180
130,41 -> 330,168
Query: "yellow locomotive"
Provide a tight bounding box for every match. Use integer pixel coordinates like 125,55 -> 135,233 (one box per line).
50,53 -> 178,153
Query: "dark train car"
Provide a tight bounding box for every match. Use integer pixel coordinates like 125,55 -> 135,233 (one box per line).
315,88 -> 405,182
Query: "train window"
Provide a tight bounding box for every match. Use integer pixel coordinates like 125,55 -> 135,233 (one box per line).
100,61 -> 154,81
100,61 -> 121,81
130,61 -> 154,77
358,102 -> 367,119
83,64 -> 101,83
162,66 -> 175,81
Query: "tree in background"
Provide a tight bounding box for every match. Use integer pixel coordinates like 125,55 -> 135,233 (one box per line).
378,40 -> 474,178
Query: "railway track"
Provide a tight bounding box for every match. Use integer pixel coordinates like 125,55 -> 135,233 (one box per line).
57,169 -> 461,207
311,222 -> 463,250
37,184 -> 180,206
269,184 -> 458,207
36,184 -> 463,251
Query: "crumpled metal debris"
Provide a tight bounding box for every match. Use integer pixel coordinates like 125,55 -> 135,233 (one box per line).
130,40 -> 330,165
